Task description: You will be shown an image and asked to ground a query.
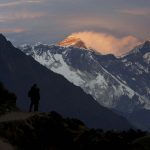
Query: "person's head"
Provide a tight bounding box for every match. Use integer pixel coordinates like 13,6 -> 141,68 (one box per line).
33,84 -> 37,88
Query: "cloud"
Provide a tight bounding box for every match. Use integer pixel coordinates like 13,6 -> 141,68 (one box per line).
120,8 -> 150,16
0,12 -> 46,22
0,0 -> 43,8
64,15 -> 141,35
70,31 -> 139,56
0,28 -> 26,33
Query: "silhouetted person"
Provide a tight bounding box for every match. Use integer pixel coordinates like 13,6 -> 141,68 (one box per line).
28,84 -> 40,112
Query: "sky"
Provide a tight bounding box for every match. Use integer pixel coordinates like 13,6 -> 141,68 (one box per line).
0,0 -> 150,52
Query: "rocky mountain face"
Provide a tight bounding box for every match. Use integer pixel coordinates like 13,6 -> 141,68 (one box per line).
120,41 -> 150,99
19,38 -> 150,130
0,34 -> 132,129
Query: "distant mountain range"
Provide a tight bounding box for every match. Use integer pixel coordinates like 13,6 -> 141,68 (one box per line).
19,36 -> 150,130
0,34 -> 133,130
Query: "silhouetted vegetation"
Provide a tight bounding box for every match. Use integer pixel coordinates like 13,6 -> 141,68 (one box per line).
0,82 -> 18,114
0,111 -> 148,150
75,129 -> 147,150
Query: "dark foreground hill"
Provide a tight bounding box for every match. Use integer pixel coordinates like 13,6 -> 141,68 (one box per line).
0,34 -> 132,129
0,111 -> 148,150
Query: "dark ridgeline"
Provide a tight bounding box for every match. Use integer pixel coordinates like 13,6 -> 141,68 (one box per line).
0,33 -> 132,130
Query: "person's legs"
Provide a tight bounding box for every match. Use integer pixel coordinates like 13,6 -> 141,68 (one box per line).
29,101 -> 34,112
34,101 -> 39,112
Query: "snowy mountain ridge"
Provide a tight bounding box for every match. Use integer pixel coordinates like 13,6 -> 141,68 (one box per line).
19,41 -> 150,113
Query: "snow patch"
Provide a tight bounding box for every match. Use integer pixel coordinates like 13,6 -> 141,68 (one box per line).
143,52 -> 150,64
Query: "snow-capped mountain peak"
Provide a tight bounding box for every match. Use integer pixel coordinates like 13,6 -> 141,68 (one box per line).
57,36 -> 87,49
124,40 -> 150,57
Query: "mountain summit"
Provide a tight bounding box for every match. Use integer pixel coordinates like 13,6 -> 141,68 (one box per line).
57,36 -> 87,49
